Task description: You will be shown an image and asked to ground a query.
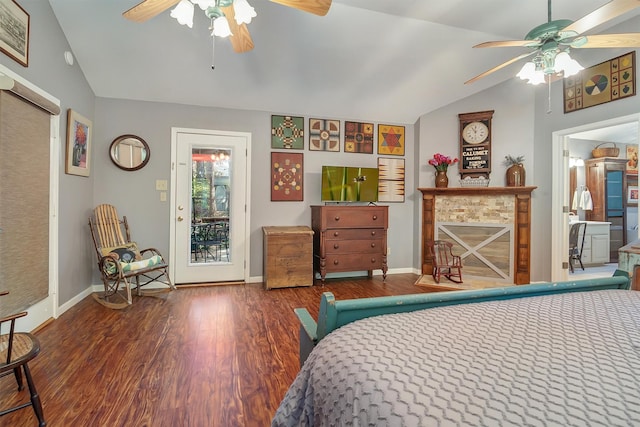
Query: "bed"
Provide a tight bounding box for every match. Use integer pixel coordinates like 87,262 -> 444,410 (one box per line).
273,275 -> 640,426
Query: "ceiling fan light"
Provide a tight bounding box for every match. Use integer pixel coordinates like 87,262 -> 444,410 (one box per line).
516,62 -> 537,81
212,16 -> 233,37
554,51 -> 584,77
528,72 -> 546,85
192,0 -> 216,11
170,0 -> 195,28
234,0 -> 257,25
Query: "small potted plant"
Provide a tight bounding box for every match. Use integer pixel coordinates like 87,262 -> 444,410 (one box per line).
504,155 -> 525,187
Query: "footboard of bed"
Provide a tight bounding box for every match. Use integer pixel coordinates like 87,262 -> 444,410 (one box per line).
295,271 -> 630,365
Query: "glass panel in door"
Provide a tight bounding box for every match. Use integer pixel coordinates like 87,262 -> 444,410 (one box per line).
191,149 -> 231,264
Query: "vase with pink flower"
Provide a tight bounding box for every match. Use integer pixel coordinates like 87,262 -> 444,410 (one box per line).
429,153 -> 459,188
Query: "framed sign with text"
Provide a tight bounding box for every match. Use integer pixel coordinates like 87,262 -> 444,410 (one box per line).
458,110 -> 493,177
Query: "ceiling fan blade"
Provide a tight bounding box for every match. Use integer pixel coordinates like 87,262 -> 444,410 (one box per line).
270,0 -> 332,16
569,33 -> 640,48
560,0 -> 640,37
220,5 -> 255,53
465,51 -> 537,85
123,0 -> 179,22
474,40 -> 542,48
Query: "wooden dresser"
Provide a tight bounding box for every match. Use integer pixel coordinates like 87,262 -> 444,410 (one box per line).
262,226 -> 313,290
311,205 -> 388,284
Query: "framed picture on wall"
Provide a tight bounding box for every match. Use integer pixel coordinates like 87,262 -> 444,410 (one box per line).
271,152 -> 303,201
628,185 -> 638,205
65,109 -> 92,177
0,0 -> 29,67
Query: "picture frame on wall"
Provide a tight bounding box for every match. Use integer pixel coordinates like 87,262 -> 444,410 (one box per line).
378,157 -> 405,203
344,121 -> 374,154
271,152 -> 303,201
564,51 -> 636,113
0,0 -> 29,67
378,124 -> 405,156
628,185 -> 639,205
271,115 -> 304,149
65,109 -> 92,177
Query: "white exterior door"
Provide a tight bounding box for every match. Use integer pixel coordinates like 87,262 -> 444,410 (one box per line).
170,128 -> 250,284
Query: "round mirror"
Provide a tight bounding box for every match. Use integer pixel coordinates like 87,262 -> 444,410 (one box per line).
109,134 -> 150,171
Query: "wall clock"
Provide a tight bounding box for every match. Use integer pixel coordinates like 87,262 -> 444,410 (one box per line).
458,110 -> 494,176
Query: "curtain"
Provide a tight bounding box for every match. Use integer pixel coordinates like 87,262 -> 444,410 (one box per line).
0,82 -> 57,315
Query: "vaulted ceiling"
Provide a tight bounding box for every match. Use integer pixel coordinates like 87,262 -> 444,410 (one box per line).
49,0 -> 640,124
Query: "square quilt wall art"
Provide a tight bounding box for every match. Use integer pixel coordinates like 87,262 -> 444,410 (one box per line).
378,157 -> 405,203
344,121 -> 374,154
272,115 -> 304,149
378,124 -> 405,156
309,118 -> 340,151
271,152 -> 303,201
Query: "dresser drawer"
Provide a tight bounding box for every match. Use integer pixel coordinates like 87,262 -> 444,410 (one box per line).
325,228 -> 384,240
325,253 -> 384,271
326,238 -> 384,254
318,206 -> 387,229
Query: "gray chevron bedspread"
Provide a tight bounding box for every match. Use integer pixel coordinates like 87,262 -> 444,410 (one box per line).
272,290 -> 640,427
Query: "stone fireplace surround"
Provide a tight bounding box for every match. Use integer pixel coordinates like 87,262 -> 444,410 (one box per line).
419,187 -> 536,285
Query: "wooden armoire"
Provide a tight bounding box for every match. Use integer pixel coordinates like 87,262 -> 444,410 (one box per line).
584,157 -> 627,262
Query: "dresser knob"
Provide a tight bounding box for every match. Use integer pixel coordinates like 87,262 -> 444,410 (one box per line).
334,216 -> 340,221
333,260 -> 339,265
372,215 -> 377,220
371,242 -> 376,248
370,257 -> 376,263
370,231 -> 376,236
333,231 -> 340,237
334,243 -> 339,249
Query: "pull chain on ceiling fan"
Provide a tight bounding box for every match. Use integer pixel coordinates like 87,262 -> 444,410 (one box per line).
465,0 -> 640,85
123,0 -> 332,54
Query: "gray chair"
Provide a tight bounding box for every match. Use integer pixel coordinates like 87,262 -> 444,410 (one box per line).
569,222 -> 587,273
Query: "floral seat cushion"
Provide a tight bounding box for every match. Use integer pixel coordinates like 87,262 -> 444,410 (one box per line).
101,242 -> 163,274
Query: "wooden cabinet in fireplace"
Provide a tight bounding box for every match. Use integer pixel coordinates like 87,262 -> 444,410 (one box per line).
311,205 -> 388,284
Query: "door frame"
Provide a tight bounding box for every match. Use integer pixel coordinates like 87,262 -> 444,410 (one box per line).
551,113 -> 640,281
168,127 -> 252,284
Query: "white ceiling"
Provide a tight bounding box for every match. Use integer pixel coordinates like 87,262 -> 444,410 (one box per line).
571,122 -> 639,145
48,0 -> 640,124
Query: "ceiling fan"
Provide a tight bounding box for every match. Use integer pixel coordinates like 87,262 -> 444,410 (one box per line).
122,0 -> 332,53
465,0 -> 640,85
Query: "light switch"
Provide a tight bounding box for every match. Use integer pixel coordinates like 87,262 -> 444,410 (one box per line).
156,179 -> 168,191
160,192 -> 167,202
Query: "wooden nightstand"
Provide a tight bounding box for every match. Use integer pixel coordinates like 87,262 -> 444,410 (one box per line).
262,226 -> 314,290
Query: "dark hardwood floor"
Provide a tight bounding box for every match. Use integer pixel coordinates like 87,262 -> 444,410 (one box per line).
0,273 -> 431,426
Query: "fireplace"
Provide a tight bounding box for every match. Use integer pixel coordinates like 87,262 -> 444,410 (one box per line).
419,187 -> 536,285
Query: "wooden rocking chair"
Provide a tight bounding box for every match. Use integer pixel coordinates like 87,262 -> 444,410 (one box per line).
426,240 -> 463,284
89,204 -> 176,309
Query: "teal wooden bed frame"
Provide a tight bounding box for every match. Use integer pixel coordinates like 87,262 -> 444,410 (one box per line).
294,271 -> 630,365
